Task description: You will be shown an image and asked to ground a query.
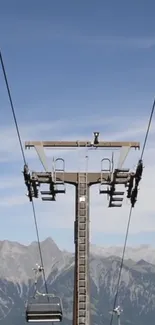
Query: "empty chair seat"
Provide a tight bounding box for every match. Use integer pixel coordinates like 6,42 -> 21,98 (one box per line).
26,296 -> 63,323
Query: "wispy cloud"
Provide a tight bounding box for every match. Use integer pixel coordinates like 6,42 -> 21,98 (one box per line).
1,115 -> 154,153
0,115 -> 141,163
0,195 -> 28,207
3,18 -> 155,51
7,158 -> 154,235
0,115 -> 155,249
89,36 -> 155,50
0,177 -> 23,190
28,160 -> 155,235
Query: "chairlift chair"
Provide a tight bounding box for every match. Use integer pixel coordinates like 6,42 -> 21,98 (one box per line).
26,265 -> 63,323
26,295 -> 63,323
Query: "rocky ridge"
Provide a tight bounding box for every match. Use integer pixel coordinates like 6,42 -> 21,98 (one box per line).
0,238 -> 154,325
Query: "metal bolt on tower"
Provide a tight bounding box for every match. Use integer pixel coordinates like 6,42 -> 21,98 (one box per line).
23,133 -> 140,325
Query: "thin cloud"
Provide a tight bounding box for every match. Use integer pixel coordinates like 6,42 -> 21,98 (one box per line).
0,115 -> 136,162
0,115 -> 155,240
4,20 -> 155,50
87,36 -> 155,50
0,116 -> 153,154
0,177 -> 23,190
0,142 -> 155,235
0,195 -> 28,207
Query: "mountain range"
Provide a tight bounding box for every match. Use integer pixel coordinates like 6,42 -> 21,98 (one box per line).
0,237 -> 155,325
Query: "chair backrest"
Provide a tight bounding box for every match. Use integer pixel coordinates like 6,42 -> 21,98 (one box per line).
27,302 -> 62,314
25,295 -> 63,323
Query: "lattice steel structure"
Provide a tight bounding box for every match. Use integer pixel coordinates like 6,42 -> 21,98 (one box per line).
23,134 -> 140,325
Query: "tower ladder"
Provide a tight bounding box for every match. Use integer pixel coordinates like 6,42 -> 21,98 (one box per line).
77,143 -> 89,325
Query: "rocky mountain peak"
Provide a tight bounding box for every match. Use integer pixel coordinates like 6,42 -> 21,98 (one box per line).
0,238 -> 155,325
136,259 -> 150,266
0,237 -> 63,283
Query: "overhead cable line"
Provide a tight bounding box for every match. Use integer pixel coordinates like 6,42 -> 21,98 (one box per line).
0,50 -> 48,296
110,100 -> 155,325
109,206 -> 132,325
140,99 -> 155,159
0,52 -> 26,165
31,199 -> 49,296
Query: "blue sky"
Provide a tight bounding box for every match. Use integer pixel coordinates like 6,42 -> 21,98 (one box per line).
0,0 -> 155,251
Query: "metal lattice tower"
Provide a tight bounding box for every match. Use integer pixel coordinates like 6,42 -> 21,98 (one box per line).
23,134 -> 140,325
76,172 -> 89,325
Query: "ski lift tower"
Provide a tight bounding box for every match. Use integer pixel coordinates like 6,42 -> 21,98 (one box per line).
24,133 -> 140,325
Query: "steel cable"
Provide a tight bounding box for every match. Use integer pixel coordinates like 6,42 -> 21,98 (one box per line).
0,50 -> 48,296
109,99 -> 155,325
